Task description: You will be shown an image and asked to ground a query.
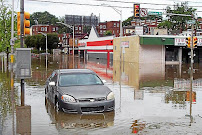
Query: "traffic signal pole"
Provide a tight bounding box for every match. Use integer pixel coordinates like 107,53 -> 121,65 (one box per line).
190,21 -> 194,124
20,0 -> 25,106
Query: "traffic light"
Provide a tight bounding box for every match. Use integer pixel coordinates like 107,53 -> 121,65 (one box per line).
24,12 -> 30,35
134,4 -> 140,19
17,12 -> 21,35
186,37 -> 191,48
193,36 -> 197,48
17,12 -> 30,35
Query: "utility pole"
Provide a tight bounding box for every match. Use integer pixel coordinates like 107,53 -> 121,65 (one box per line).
189,18 -> 194,124
20,0 -> 25,106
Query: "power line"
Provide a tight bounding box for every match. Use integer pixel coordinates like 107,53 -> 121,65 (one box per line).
90,0 -> 174,6
26,0 -> 202,13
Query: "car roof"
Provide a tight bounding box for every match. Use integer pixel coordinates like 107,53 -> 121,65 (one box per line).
55,69 -> 95,74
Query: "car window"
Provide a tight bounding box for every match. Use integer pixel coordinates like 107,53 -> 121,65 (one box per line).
59,73 -> 103,86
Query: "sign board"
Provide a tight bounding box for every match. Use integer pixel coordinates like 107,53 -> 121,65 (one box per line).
148,11 -> 162,16
140,8 -> 148,17
175,38 -> 186,46
16,48 -> 31,79
121,41 -> 129,48
175,38 -> 202,46
135,26 -> 143,35
186,20 -> 196,24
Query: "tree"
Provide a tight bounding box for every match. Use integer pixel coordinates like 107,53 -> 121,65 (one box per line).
122,16 -> 133,26
25,33 -> 59,53
30,11 -> 59,26
104,30 -> 112,36
0,0 -> 12,52
158,2 -> 196,32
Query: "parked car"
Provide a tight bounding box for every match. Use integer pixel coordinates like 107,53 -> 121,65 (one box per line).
45,69 -> 115,114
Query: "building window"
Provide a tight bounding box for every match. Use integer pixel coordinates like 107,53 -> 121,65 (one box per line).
100,25 -> 102,29
33,29 -> 35,31
100,30 -> 102,34
79,27 -> 81,30
56,27 -> 58,31
103,25 -> 106,29
41,27 -> 44,31
103,30 -> 106,34
117,23 -> 119,27
36,28 -> 38,31
114,23 -> 116,27
117,30 -> 119,33
45,27 -> 47,32
52,27 -> 55,31
75,27 -> 78,30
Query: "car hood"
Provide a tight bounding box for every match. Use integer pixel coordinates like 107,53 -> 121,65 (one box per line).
59,85 -> 111,99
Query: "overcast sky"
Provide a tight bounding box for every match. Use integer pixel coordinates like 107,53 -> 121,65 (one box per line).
7,0 -> 202,22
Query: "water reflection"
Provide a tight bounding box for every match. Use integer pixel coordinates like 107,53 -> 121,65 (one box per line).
130,120 -> 146,134
113,61 -> 166,90
45,98 -> 114,130
1,54 -> 202,134
165,90 -> 196,105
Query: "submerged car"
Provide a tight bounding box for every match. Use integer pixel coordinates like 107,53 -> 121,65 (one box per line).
45,69 -> 115,114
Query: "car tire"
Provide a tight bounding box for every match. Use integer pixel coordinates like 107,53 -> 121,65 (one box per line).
55,99 -> 62,112
45,88 -> 48,98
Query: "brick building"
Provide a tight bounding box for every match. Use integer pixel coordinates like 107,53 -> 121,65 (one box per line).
31,25 -> 59,35
97,21 -> 120,37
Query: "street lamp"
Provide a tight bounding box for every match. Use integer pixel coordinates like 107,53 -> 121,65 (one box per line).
56,22 -> 75,56
101,4 -> 123,37
38,32 -> 48,70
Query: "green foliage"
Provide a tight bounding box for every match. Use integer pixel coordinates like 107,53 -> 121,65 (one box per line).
30,11 -> 59,26
104,30 -> 112,36
25,33 -> 59,53
159,2 -> 196,31
0,0 -> 12,52
122,16 -> 133,26
47,33 -> 59,50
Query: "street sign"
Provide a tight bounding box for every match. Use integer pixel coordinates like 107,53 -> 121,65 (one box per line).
186,20 -> 196,24
140,8 -> 148,17
148,11 -> 162,16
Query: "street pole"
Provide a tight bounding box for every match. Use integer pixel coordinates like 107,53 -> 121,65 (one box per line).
20,0 -> 25,106
46,34 -> 48,71
10,0 -> 14,69
11,0 -> 15,133
120,10 -> 123,37
190,21 -> 194,124
73,25 -> 74,69
56,22 -> 75,68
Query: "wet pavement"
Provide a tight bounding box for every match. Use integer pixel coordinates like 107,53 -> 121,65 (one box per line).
0,54 -> 202,135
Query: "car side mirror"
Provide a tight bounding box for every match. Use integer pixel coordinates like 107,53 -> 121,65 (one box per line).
49,81 -> 56,86
102,80 -> 106,83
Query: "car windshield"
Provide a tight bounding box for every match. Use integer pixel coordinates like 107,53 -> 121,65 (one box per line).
59,73 -> 103,86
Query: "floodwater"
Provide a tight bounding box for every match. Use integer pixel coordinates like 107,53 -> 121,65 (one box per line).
0,54 -> 202,135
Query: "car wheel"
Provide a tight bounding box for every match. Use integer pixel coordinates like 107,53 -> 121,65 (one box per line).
45,88 -> 48,98
55,100 -> 62,112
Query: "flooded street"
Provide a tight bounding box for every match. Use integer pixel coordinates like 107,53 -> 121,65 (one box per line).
1,54 -> 202,135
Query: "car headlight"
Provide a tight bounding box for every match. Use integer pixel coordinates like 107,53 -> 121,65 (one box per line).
61,95 -> 76,103
107,92 -> 114,100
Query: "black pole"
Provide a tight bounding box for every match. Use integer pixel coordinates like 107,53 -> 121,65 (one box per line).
20,0 -> 25,106
21,79 -> 25,106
